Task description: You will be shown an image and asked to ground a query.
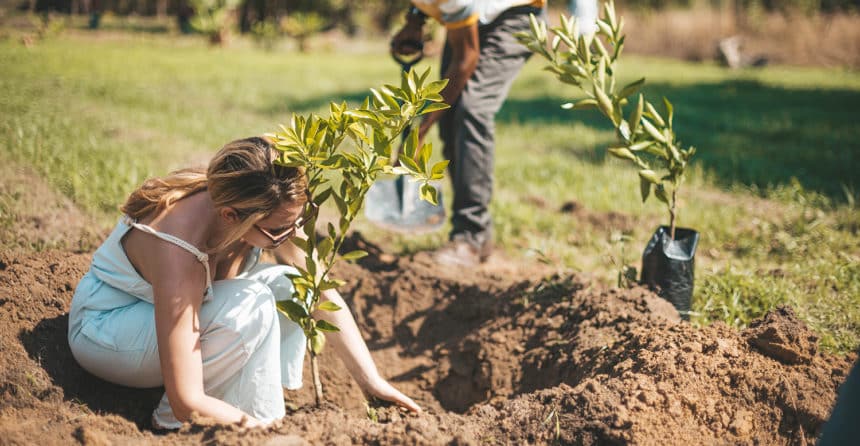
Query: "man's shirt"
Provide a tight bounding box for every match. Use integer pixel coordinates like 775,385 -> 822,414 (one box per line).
412,0 -> 546,29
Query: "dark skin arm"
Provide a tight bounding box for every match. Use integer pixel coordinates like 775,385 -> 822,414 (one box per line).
392,19 -> 480,144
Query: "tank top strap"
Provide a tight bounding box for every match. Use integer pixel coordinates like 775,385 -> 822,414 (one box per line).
123,216 -> 214,298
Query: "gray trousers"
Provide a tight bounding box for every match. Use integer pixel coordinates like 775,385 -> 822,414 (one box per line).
439,5 -> 545,248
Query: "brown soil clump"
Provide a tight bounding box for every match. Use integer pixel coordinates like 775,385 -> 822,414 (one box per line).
745,305 -> 819,365
0,238 -> 853,444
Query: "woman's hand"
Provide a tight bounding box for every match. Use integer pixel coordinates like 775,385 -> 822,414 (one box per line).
362,375 -> 422,413
313,289 -> 423,415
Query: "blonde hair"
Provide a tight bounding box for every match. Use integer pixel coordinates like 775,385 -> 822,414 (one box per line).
121,137 -> 307,251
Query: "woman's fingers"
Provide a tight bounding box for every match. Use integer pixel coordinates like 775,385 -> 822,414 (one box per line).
367,378 -> 422,414
389,389 -> 422,413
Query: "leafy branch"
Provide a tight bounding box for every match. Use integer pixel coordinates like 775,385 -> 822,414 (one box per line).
266,67 -> 448,404
515,0 -> 696,239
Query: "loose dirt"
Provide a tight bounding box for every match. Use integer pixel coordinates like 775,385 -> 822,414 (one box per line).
0,227 -> 853,445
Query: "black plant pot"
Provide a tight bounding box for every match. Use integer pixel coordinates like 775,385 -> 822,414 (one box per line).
640,226 -> 699,320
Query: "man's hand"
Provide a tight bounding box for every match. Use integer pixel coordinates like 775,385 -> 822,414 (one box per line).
391,22 -> 424,57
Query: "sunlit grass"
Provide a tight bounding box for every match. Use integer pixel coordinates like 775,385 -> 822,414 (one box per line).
1,32 -> 858,352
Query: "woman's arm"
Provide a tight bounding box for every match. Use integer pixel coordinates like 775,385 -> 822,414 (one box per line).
150,243 -> 265,426
315,288 -> 422,413
271,242 -> 421,412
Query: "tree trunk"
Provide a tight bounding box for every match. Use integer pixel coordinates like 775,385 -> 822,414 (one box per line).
669,189 -> 677,240
309,346 -> 323,406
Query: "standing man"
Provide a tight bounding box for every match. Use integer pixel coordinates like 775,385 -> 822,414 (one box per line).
391,0 -> 546,267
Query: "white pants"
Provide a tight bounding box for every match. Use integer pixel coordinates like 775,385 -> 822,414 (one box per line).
68,264 -> 306,429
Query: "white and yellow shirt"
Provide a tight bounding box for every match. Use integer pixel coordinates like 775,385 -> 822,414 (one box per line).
412,0 -> 546,29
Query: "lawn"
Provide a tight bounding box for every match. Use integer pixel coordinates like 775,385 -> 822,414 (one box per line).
1,30 -> 858,352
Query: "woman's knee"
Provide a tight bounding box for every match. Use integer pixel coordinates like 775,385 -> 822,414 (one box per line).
239,264 -> 298,302
205,279 -> 279,340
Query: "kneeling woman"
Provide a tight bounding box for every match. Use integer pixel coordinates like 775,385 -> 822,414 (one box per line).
68,137 -> 420,429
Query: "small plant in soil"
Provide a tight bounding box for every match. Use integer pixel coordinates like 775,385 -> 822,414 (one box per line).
267,68 -> 448,405
515,0 -> 695,240
608,230 -> 637,288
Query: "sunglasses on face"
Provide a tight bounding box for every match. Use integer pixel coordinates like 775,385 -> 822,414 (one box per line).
254,200 -> 319,246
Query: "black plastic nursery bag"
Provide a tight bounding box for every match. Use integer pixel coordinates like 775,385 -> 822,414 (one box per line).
641,226 -> 699,320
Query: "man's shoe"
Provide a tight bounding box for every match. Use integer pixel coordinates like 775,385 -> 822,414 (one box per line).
431,239 -> 491,267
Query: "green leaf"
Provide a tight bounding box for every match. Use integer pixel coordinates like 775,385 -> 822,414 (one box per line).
687,146 -> 697,158
596,19 -> 613,37
639,175 -> 651,203
277,300 -> 308,321
638,169 -> 661,184
562,98 -> 598,111
369,88 -> 385,108
663,97 -> 674,127
654,184 -> 670,204
313,187 -> 332,206
379,88 -> 400,111
641,118 -> 667,143
400,155 -> 421,173
319,154 -> 348,169
290,237 -> 308,251
617,121 -> 631,142
345,110 -> 378,122
316,319 -> 341,332
418,66 -> 431,86
607,147 -> 637,163
407,69 -> 418,97
318,301 -> 342,312
628,93 -> 643,134
403,128 -> 419,159
645,101 -> 665,127
628,140 -> 653,152
529,13 -> 541,42
419,102 -> 449,115
419,183 -> 438,206
430,160 -> 449,180
319,278 -> 346,291
317,237 -> 333,260
418,143 -> 431,172
667,143 -> 682,163
604,1 -> 618,29
593,85 -> 614,118
332,193 -> 348,219
556,30 -> 576,50
424,79 -> 448,95
594,37 -> 610,61
305,254 -> 316,278
597,56 -> 606,88
342,250 -> 368,261
291,276 -> 315,289
618,77 -> 645,99
310,330 -> 326,354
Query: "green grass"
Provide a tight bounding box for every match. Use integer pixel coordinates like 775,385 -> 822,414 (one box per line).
0,31 -> 858,352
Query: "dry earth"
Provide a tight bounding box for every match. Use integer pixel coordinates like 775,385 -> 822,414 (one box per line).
0,167 -> 853,445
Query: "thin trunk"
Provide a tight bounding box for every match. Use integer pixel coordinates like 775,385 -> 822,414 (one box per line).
309,343 -> 323,406
669,188 -> 677,240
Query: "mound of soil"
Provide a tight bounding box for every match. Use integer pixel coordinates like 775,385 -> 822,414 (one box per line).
0,236 -> 853,444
